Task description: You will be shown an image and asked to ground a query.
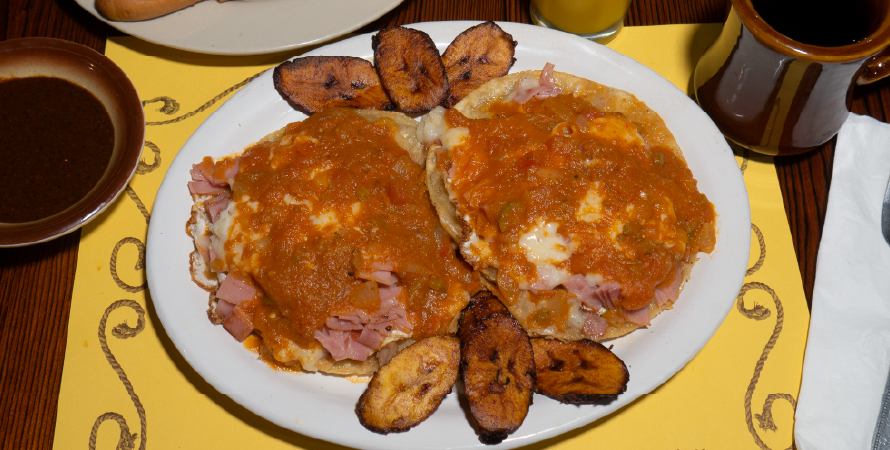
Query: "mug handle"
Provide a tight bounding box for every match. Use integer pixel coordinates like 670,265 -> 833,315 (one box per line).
859,47 -> 890,85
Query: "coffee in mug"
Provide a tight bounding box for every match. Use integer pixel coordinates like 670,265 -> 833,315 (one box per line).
694,0 -> 890,156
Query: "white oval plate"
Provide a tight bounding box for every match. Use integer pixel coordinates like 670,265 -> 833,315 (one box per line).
147,21 -> 751,449
74,0 -> 404,55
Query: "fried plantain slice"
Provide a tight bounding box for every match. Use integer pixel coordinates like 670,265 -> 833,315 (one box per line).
356,336 -> 460,434
531,338 -> 629,405
273,56 -> 395,114
458,291 -> 535,444
372,26 -> 449,114
441,21 -> 517,108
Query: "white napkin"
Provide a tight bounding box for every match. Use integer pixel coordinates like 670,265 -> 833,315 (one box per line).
795,113 -> 890,449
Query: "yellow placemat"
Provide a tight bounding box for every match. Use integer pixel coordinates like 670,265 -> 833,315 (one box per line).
54,24 -> 809,450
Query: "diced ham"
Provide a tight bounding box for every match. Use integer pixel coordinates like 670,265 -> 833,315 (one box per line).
654,290 -> 669,308
326,316 -> 365,331
513,84 -> 539,104
358,270 -> 397,285
513,62 -> 562,103
222,160 -> 240,183
383,302 -> 411,331
190,161 -> 232,187
189,159 -> 236,211
365,322 -> 393,334
564,274 -> 602,310
223,306 -> 253,342
188,180 -> 228,196
563,274 -> 587,291
215,276 -> 256,304
563,275 -> 621,311
194,232 -> 211,263
372,271 -> 394,286
205,192 -> 230,223
540,62 -> 558,90
356,327 -> 384,349
379,293 -> 401,313
313,280 -> 416,360
340,310 -> 371,324
655,268 -> 683,307
215,299 -> 235,318
581,310 -> 608,338
189,164 -> 208,183
378,284 -> 402,304
314,328 -> 349,360
345,336 -> 373,361
591,283 -> 621,310
314,328 -> 375,361
389,305 -> 408,319
365,315 -> 389,324
623,306 -> 651,326
390,316 -> 412,332
381,299 -> 412,333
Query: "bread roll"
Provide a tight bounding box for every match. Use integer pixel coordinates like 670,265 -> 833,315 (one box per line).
96,0 -> 204,21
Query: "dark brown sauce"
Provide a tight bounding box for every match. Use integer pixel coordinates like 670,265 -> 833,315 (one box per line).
0,76 -> 114,223
751,0 -> 875,47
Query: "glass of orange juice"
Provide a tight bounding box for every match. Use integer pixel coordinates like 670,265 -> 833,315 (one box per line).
530,0 -> 633,43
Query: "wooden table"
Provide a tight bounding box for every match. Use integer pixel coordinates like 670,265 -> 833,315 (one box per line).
0,0 -> 886,447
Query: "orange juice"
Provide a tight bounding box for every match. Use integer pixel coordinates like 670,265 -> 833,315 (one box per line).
531,0 -> 632,37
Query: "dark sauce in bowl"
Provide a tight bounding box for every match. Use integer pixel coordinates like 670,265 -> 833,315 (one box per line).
0,76 -> 114,223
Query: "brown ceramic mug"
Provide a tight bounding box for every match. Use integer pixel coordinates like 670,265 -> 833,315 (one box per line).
694,0 -> 890,156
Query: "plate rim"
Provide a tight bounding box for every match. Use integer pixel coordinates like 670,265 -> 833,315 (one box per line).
73,0 -> 406,56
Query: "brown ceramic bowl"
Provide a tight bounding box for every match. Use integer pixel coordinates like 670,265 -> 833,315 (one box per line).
0,38 -> 144,247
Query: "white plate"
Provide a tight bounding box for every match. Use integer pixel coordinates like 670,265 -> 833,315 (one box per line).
74,0 -> 404,55
147,21 -> 751,449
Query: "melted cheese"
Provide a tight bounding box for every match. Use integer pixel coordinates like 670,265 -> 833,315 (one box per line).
516,221 -> 576,290
418,106 -> 447,146
518,221 -> 572,264
309,162 -> 332,180
273,339 -> 327,371
580,113 -> 646,147
576,182 -> 604,223
211,202 -> 237,262
531,262 -> 572,290
310,210 -> 338,230
461,230 -> 495,265
417,106 -> 469,151
351,202 -> 362,218
442,127 -> 470,151
586,273 -> 604,286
